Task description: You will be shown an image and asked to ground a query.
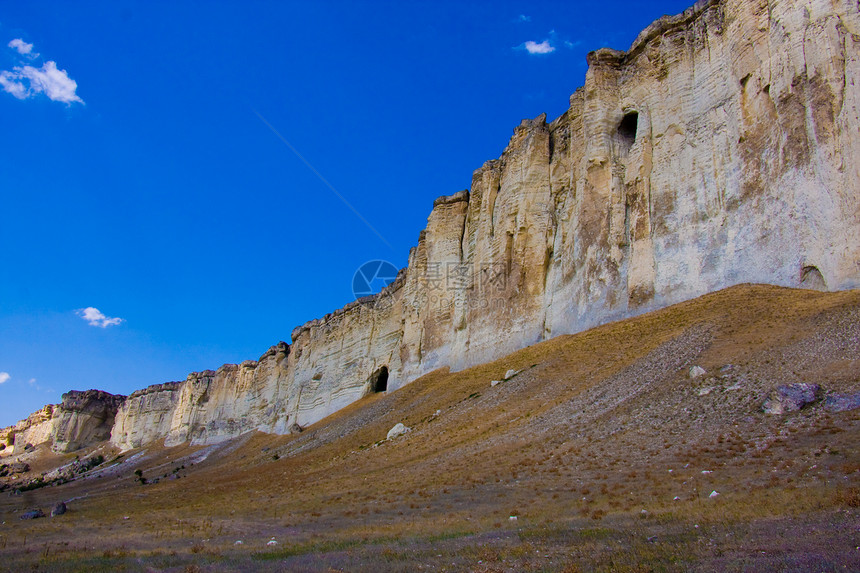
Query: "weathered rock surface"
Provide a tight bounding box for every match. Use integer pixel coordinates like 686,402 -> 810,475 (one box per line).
762,383 -> 821,414
19,509 -> 45,520
387,423 -> 410,440
51,390 -> 126,453
111,343 -> 293,450
824,392 -> 860,412
2,406 -> 57,453
690,366 -> 707,379
8,0 -> 860,453
0,462 -> 30,477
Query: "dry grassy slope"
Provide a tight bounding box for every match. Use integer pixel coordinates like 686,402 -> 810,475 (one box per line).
1,284 -> 859,571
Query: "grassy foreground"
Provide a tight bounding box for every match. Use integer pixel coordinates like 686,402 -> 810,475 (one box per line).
1,284 -> 859,571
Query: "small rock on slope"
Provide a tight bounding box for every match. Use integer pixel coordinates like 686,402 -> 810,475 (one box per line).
762,383 -> 820,415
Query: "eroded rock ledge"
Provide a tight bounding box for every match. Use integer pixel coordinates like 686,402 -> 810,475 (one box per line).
4,0 -> 858,453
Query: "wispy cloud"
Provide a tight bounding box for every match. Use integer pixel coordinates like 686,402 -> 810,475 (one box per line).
0,61 -> 83,104
0,372 -> 10,384
28,378 -> 36,385
521,40 -> 555,55
564,40 -> 581,49
1,38 -> 83,104
516,14 -> 531,23
77,307 -> 124,328
8,38 -> 38,58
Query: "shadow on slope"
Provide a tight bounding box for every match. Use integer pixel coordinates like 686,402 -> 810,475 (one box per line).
1,284 -> 859,572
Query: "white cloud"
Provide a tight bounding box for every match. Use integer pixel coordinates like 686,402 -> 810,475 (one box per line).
0,61 -> 83,104
78,307 -> 124,328
28,378 -> 36,385
8,38 -> 38,58
523,40 -> 555,55
0,372 -> 9,384
517,14 -> 531,23
0,72 -> 28,98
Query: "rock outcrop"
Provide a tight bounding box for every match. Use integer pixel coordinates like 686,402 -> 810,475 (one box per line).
51,390 -> 126,453
111,344 -> 292,450
762,383 -> 821,414
7,0 -> 860,453
2,406 -> 57,454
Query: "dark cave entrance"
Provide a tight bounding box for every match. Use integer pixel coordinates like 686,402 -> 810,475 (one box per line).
369,366 -> 389,393
617,111 -> 639,150
800,265 -> 827,291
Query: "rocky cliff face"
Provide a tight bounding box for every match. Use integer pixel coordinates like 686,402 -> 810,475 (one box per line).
51,390 -> 126,453
111,344 -> 293,450
12,0 -> 859,454
1,406 -> 56,453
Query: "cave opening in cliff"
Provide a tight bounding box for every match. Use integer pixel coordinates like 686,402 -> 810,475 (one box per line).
370,366 -> 389,393
800,265 -> 827,291
617,111 -> 639,149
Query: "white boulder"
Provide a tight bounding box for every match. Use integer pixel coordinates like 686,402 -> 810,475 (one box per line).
386,423 -> 410,440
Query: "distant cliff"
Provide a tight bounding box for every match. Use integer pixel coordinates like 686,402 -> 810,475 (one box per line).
5,0 -> 859,454
0,390 -> 125,454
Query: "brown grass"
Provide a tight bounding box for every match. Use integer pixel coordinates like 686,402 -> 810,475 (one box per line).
1,285 -> 859,572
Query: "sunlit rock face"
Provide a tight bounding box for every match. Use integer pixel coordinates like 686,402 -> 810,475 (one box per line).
400,0 -> 860,380
51,390 -> 126,453
1,406 -> 57,453
111,344 -> 294,451
101,0 -> 859,451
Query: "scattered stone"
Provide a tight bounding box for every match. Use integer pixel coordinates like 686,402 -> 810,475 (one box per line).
697,387 -> 713,396
267,538 -> 278,546
689,366 -> 706,379
491,380 -> 501,387
289,422 -> 304,434
701,470 -> 712,474
51,502 -> 67,517
647,536 -> 658,543
8,462 -> 30,474
19,509 -> 45,520
509,515 -> 518,521
234,540 -> 243,545
709,491 -> 720,499
673,496 -> 680,501
762,383 -> 821,414
504,369 -> 520,380
824,392 -> 860,413
387,423 -> 410,440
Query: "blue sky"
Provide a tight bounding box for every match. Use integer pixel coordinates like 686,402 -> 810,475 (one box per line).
0,0 -> 693,427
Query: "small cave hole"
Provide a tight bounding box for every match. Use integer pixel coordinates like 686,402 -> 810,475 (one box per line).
800,265 -> 827,291
369,366 -> 389,393
617,111 -> 639,146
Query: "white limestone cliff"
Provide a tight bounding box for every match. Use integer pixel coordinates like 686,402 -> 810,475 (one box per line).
1,406 -> 56,453
7,0 -> 858,453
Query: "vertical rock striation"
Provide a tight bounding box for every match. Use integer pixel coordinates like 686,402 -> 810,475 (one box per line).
1,406 -> 57,453
51,390 -> 126,453
9,0 -> 852,453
